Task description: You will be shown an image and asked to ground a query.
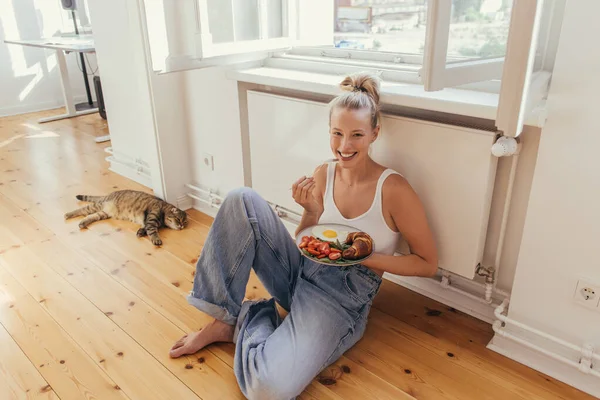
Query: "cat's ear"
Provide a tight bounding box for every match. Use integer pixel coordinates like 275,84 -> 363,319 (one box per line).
171,207 -> 178,213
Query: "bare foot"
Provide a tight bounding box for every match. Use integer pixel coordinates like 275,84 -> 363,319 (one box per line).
169,319 -> 235,358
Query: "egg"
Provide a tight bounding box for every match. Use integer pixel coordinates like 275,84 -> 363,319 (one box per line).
311,226 -> 348,242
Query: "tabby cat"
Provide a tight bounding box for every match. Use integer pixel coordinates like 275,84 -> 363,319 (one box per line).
64,190 -> 188,246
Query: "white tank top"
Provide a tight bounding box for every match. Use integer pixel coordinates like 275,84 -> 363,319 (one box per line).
318,162 -> 402,256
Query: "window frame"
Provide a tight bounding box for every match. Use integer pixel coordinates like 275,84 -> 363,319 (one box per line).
139,0 -> 557,125
193,0 -> 296,59
420,0 -> 506,92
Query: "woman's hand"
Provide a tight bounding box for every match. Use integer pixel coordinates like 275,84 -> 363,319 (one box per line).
292,176 -> 323,214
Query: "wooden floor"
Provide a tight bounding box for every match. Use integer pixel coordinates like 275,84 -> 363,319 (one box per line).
0,110 -> 594,400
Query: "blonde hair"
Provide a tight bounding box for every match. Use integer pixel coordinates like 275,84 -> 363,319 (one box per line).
329,72 -> 382,129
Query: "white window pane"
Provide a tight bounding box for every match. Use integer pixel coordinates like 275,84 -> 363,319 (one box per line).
234,0 -> 260,41
447,0 -> 512,61
266,0 -> 283,39
334,1 -> 427,53
208,0 -> 285,44
208,0 -> 235,43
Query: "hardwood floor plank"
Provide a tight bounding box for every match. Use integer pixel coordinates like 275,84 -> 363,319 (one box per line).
0,268 -> 128,400
372,287 -> 594,400
73,220 -> 237,367
0,196 -> 53,252
32,237 -> 244,400
0,323 -> 58,400
373,281 -> 493,346
370,308 -> 589,400
0,194 -> 243,399
0,245 -> 200,400
316,358 -> 417,400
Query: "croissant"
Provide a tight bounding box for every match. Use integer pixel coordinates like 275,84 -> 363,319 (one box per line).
342,232 -> 373,260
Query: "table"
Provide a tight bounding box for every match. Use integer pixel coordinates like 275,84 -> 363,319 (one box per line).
4,35 -> 110,143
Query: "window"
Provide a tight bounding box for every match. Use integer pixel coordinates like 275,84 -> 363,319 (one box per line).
331,0 -> 511,60
139,0 -> 559,136
333,1 -> 428,55
139,0 -> 297,71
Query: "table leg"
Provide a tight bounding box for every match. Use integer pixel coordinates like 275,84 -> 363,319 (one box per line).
39,49 -> 99,123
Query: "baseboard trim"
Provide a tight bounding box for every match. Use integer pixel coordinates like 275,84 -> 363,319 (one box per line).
191,199 -> 219,218
107,157 -> 152,188
0,101 -> 63,118
176,195 -> 194,211
383,273 -> 504,324
488,334 -> 600,398
0,96 -> 94,118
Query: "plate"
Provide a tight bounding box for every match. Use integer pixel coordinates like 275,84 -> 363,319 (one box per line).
295,223 -> 375,266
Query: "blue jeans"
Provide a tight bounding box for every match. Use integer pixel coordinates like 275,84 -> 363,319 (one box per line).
187,187 -> 382,400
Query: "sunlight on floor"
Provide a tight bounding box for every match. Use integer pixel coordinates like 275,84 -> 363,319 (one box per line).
0,134 -> 26,148
26,131 -> 60,139
20,123 -> 41,131
0,130 -> 60,148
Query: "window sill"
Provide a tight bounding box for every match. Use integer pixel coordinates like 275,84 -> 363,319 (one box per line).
227,66 -> 550,128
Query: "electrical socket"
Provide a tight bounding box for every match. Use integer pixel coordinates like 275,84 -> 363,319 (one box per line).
202,153 -> 214,171
573,279 -> 600,309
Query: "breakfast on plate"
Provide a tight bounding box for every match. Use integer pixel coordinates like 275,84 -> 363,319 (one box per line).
298,226 -> 374,263
341,232 -> 374,260
310,225 -> 349,242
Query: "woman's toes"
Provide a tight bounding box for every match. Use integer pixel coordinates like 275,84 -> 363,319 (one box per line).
169,345 -> 189,358
171,341 -> 184,350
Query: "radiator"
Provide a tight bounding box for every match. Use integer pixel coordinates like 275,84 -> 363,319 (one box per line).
247,91 -> 498,279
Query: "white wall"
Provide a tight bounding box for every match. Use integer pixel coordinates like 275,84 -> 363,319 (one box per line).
491,0 -> 600,395
509,0 -> 600,347
0,0 -> 97,117
185,67 -> 246,196
86,0 -> 163,195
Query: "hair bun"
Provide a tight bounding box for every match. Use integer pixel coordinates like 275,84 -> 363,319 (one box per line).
339,72 -> 381,105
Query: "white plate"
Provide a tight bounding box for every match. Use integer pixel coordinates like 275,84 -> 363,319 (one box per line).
295,223 -> 375,266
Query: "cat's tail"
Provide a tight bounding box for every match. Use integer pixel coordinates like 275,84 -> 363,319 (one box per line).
76,194 -> 106,203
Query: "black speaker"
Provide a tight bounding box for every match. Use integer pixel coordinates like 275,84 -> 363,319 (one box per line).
61,0 -> 77,10
94,76 -> 107,120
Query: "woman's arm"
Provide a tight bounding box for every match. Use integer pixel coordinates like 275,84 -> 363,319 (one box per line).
362,175 -> 438,277
295,211 -> 322,237
293,164 -> 328,237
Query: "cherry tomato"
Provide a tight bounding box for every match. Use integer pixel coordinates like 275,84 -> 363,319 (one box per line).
329,252 -> 341,260
299,241 -> 308,249
329,248 -> 341,253
307,248 -> 320,256
317,254 -> 327,259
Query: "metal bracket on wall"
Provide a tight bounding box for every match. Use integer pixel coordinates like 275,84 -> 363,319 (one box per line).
476,263 -> 496,284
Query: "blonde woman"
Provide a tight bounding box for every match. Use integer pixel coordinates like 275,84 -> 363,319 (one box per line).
170,73 -> 438,400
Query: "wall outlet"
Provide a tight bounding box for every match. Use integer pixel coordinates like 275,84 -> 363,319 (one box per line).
202,153 -> 214,171
573,279 -> 600,309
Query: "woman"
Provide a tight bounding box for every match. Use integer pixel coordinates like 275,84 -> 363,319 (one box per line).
169,73 -> 438,400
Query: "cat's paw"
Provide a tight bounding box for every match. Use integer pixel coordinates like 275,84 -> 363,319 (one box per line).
64,213 -> 72,220
136,228 -> 147,237
78,222 -> 88,229
151,237 -> 162,246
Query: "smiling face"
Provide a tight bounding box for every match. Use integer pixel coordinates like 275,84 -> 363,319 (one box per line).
330,107 -> 380,168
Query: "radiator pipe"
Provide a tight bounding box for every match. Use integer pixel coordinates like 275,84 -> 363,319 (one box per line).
493,299 -> 600,375
481,137 -> 521,303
